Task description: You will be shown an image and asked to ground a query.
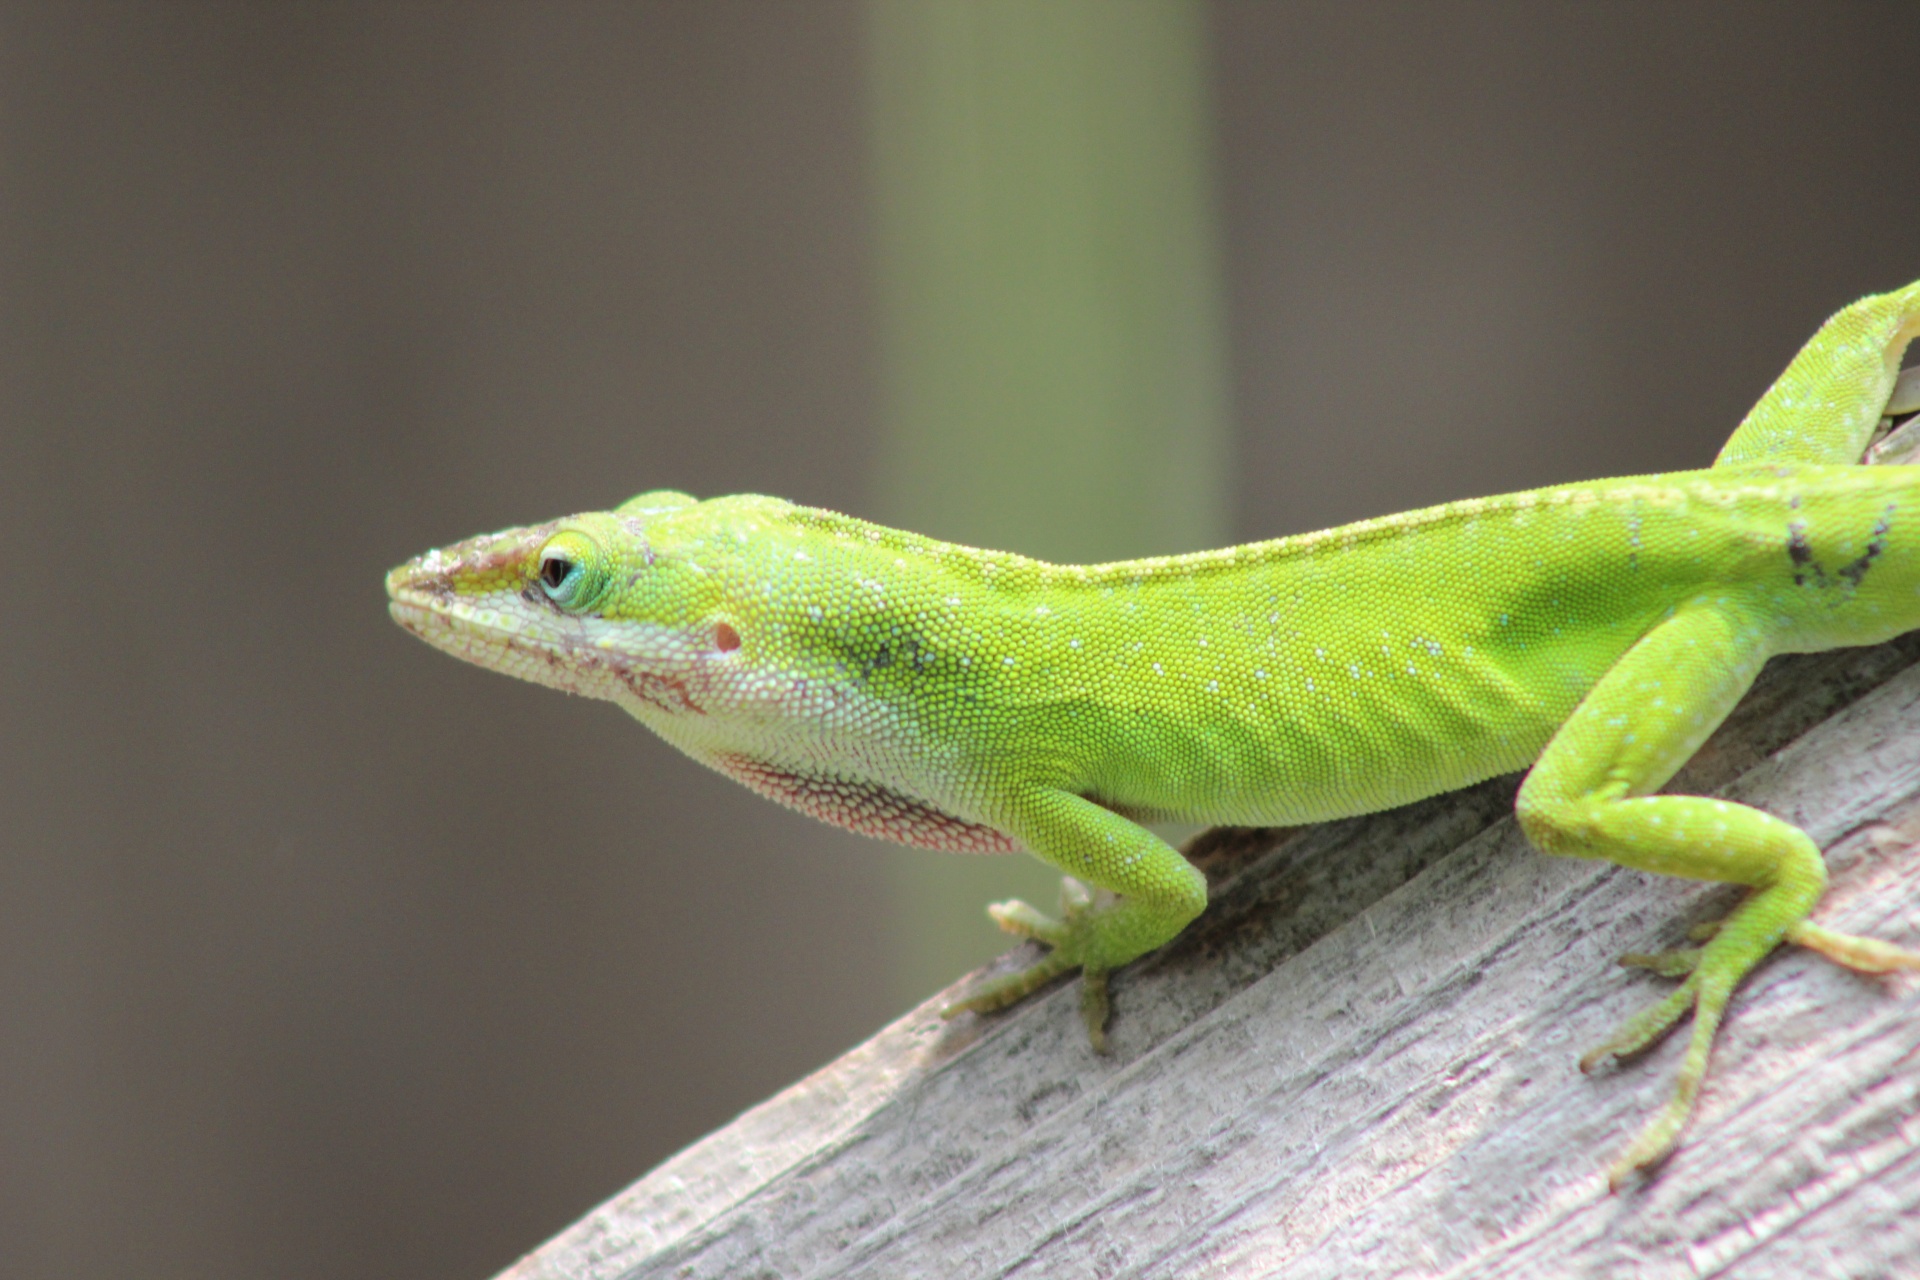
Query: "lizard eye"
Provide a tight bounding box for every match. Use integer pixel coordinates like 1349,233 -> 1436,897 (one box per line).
539,553 -> 574,593
535,537 -> 599,609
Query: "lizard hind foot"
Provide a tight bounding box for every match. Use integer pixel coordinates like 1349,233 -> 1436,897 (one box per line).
1789,920 -> 1920,973
1583,969 -> 1717,1192
1580,972 -> 1701,1075
1617,945 -> 1707,980
1613,914 -> 1729,979
1587,907 -> 1920,1190
1614,915 -> 1732,977
1583,914 -> 1753,1189
1598,918 -> 1723,1044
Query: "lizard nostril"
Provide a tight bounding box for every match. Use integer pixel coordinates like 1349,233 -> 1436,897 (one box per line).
714,622 -> 742,652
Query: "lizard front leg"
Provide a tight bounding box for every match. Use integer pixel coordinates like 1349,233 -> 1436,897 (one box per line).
1516,602 -> 1920,1189
943,788 -> 1208,1051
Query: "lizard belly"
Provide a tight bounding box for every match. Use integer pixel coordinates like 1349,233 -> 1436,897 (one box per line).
1073,657 -> 1575,829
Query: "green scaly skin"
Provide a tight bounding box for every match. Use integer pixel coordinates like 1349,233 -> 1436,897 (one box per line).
389,281 -> 1920,1188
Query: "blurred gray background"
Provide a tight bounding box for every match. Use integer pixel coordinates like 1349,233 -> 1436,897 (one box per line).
5,4 -> 1920,1278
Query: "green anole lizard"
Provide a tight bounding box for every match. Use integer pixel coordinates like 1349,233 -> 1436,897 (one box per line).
389,281 -> 1920,1187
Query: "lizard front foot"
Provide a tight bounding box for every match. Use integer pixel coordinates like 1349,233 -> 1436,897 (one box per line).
942,877 -> 1116,1051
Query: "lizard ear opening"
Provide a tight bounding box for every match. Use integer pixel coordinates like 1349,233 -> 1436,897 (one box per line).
714,621 -> 742,652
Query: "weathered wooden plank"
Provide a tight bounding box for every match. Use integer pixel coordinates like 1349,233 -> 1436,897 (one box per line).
497,635 -> 1920,1280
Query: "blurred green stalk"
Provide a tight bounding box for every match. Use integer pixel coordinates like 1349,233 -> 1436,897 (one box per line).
863,0 -> 1232,1010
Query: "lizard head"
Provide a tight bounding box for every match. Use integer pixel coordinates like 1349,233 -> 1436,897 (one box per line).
385,489 -> 739,714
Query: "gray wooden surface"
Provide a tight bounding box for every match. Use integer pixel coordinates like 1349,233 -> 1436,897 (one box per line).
496,635 -> 1920,1280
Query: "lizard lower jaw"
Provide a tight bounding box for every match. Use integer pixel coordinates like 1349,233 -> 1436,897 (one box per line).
387,598 -> 492,665
386,598 -> 442,641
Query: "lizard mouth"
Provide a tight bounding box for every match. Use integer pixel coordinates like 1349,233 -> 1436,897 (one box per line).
384,582 -> 537,675
386,584 -> 630,701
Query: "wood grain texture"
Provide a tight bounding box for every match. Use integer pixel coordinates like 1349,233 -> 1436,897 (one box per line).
497,635 -> 1920,1280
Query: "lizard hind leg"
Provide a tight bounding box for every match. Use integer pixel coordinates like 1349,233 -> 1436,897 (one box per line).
1516,602 -> 1841,1188
1715,277 -> 1920,468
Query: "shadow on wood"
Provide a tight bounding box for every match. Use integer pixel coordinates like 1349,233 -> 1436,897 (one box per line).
498,633 -> 1920,1279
